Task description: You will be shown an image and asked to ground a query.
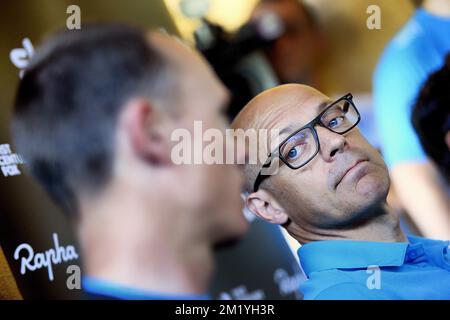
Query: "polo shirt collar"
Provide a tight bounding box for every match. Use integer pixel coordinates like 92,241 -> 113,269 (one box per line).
298,238 -> 410,277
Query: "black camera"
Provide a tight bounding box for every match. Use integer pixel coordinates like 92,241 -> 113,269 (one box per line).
193,13 -> 285,118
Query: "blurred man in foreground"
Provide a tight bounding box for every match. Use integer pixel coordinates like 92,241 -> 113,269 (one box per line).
233,84 -> 450,299
11,24 -> 248,299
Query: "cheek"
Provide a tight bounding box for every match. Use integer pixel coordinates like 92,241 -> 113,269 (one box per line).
361,146 -> 390,195
372,152 -> 388,173
355,169 -> 389,198
335,162 -> 389,211
212,165 -> 247,229
208,165 -> 242,203
354,133 -> 385,164
274,170 -> 328,212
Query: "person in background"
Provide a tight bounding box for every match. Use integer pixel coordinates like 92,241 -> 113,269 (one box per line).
250,0 -> 325,88
233,84 -> 450,300
11,24 -> 248,299
412,53 -> 450,186
373,0 -> 450,239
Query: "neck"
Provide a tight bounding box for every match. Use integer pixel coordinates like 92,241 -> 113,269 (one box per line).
77,183 -> 213,296
289,202 -> 407,244
423,0 -> 450,17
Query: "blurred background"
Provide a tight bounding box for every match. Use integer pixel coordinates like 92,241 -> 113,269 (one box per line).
2,0 -> 448,300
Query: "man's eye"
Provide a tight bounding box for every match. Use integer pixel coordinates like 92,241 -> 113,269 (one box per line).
328,116 -> 344,128
287,145 -> 303,159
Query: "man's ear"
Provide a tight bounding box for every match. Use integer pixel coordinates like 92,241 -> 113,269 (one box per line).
246,189 -> 289,225
120,97 -> 171,165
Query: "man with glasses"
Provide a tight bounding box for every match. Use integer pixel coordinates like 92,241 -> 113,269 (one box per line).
233,84 -> 450,299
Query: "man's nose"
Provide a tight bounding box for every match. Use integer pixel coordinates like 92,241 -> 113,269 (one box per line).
316,126 -> 347,162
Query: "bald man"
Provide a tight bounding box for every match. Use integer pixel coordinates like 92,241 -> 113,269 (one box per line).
233,84 -> 450,300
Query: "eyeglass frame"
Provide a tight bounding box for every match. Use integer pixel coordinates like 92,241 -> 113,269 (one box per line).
253,93 -> 360,192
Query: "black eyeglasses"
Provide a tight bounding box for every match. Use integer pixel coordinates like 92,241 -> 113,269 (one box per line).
253,93 -> 360,192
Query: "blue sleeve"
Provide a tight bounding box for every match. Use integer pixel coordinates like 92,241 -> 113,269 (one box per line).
314,283 -> 388,300
373,46 -> 427,169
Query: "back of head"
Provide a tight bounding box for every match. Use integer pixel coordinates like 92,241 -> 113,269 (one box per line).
412,54 -> 450,183
12,23 -> 170,215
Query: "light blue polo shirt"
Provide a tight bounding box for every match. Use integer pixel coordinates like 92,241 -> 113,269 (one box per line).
298,236 -> 450,300
373,9 -> 450,169
83,277 -> 211,300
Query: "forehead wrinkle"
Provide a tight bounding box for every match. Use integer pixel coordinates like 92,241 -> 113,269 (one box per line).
278,98 -> 333,135
259,100 -> 332,152
256,91 -> 307,130
253,105 -> 290,154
